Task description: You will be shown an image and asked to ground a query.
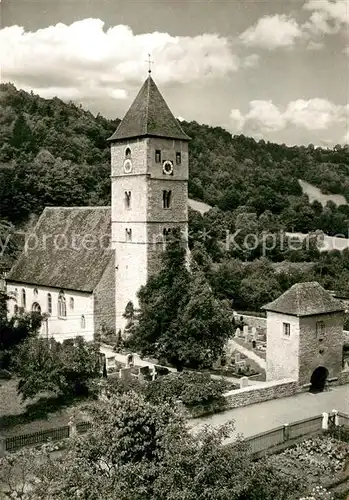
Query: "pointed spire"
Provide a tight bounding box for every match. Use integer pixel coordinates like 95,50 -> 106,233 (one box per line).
108,75 -> 190,142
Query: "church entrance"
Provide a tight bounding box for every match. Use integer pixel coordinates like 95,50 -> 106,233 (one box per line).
309,366 -> 329,393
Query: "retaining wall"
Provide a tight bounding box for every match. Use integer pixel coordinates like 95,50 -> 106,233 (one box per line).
224,378 -> 298,410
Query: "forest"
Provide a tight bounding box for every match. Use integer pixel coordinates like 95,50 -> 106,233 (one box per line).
1,82 -> 349,312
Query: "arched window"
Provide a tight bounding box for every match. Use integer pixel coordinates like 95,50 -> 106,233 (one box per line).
47,293 -> 52,314
21,289 -> 26,308
163,228 -> 172,242
69,297 -> 74,311
81,315 -> 86,329
125,191 -> 131,209
125,147 -> 131,159
33,288 -> 38,297
32,302 -> 41,313
58,291 -> 67,318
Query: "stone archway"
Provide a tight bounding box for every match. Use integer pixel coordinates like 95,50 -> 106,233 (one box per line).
310,366 -> 329,393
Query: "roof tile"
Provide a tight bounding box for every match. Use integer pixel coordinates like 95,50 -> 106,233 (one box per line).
262,281 -> 344,317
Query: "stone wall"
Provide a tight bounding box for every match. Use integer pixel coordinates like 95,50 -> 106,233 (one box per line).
93,254 -> 116,336
224,379 -> 298,410
238,314 -> 267,332
338,369 -> 349,385
299,312 -> 343,385
343,330 -> 349,343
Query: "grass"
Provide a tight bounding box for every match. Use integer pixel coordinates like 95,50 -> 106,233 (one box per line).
0,378 -> 86,437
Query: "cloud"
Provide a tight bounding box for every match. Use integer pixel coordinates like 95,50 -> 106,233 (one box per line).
230,98 -> 348,137
303,0 -> 348,35
238,1 -> 348,52
239,14 -> 303,50
0,19 -> 238,104
241,53 -> 260,68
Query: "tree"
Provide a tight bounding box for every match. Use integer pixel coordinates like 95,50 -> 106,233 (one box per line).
0,296 -> 43,370
15,392 -> 303,500
128,231 -> 232,370
14,336 -> 101,400
163,269 -> 233,368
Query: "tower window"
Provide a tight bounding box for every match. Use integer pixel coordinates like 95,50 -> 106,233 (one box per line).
176,152 -> 181,165
163,190 -> 172,209
155,150 -> 161,163
70,297 -> 74,311
125,147 -> 131,159
81,315 -> 86,329
163,228 -> 172,241
316,321 -> 325,339
58,291 -> 67,318
47,293 -> 52,314
125,228 -> 132,242
283,322 -> 290,337
125,191 -> 131,209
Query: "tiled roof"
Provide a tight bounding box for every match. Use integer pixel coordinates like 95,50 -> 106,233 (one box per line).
262,282 -> 344,317
7,207 -> 113,292
108,75 -> 190,142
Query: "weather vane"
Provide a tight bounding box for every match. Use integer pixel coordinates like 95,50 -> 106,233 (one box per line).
146,53 -> 154,74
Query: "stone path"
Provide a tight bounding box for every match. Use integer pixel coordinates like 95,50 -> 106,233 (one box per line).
229,339 -> 266,370
190,384 -> 349,442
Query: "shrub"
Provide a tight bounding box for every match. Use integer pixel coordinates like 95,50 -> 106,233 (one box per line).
143,371 -> 231,409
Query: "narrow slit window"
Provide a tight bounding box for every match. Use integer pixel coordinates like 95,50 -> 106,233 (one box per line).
163,190 -> 172,209
155,150 -> 161,163
125,147 -> 131,159
81,315 -> 86,329
125,228 -> 132,241
316,321 -> 325,339
21,289 -> 26,308
125,191 -> 131,209
283,322 -> 290,337
176,152 -> 181,165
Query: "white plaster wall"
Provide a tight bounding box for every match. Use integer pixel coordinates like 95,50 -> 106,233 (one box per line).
266,311 -> 300,382
6,282 -> 94,342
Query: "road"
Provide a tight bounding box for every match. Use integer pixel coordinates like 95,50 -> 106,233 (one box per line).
190,384 -> 348,440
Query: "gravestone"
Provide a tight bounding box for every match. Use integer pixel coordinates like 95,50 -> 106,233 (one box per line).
252,340 -> 256,349
119,367 -> 132,380
240,376 -> 249,388
251,326 -> 257,339
243,325 -> 249,339
212,357 -> 222,370
236,360 -> 246,369
235,327 -> 241,338
235,352 -> 241,363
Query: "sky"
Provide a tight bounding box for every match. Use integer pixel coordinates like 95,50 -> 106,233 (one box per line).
1,0 -> 348,147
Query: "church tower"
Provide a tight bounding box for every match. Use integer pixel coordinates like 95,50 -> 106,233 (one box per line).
108,73 -> 190,332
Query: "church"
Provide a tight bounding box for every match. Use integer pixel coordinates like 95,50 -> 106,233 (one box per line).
6,73 -> 191,341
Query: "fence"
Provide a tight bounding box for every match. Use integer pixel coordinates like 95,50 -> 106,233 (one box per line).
3,421 -> 91,453
2,411 -> 348,455
242,412 -> 344,456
